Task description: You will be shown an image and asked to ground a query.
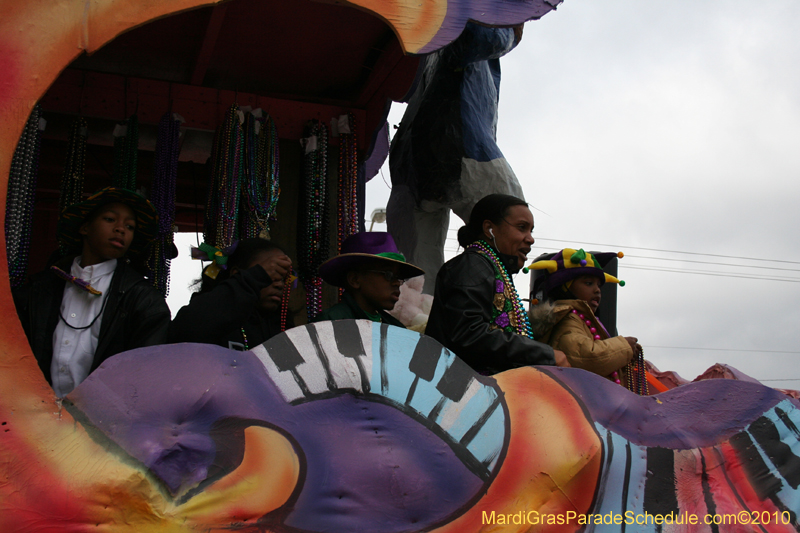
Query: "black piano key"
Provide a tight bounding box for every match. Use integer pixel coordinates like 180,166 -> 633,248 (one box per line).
775,407 -> 800,440
436,357 -> 473,403
730,431 -> 783,500
750,416 -> 800,490
331,320 -> 370,392
698,450 -> 720,533
306,324 -> 338,392
643,447 -> 679,528
266,333 -> 306,372
380,323 -> 389,394
331,320 -> 367,359
407,335 -> 443,382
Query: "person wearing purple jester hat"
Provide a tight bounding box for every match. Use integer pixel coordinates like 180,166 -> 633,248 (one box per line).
528,247 -> 642,388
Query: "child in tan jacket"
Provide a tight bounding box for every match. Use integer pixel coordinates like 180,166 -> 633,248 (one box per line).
528,248 -> 643,390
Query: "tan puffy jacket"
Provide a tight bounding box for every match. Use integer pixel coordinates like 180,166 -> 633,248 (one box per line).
530,299 -> 633,380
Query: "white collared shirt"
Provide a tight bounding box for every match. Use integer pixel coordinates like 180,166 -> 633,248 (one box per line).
51,257 -> 117,398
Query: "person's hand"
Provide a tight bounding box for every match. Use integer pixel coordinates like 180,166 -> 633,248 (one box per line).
624,337 -> 641,358
255,253 -> 292,282
553,349 -> 571,368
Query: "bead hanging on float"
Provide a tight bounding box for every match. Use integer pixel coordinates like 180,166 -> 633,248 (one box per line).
297,120 -> 329,320
58,117 -> 88,216
144,112 -> 182,297
205,104 -> 244,249
5,104 -> 44,288
336,113 -> 358,299
337,113 -> 358,250
280,271 -> 296,333
112,114 -> 139,191
241,110 -> 280,239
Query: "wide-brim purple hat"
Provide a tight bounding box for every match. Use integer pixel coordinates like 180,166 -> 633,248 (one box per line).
319,232 -> 424,287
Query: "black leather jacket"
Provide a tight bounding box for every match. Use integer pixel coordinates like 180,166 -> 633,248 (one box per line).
425,247 -> 555,374
169,265 -> 284,350
12,258 -> 171,385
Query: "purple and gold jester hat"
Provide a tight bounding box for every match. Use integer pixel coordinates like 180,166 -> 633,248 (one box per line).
527,248 -> 625,298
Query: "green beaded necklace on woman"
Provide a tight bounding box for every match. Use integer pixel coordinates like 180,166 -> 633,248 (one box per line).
466,239 -> 533,338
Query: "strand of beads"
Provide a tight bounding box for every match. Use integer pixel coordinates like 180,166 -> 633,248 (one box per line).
625,347 -> 648,395
5,104 -> 43,288
145,112 -> 181,297
59,117 -> 88,215
265,116 -> 280,230
467,240 -> 533,338
297,120 -> 329,319
336,113 -> 358,299
280,273 -> 293,332
113,114 -> 139,191
240,327 -> 249,351
337,113 -> 358,250
239,112 -> 258,239
241,111 -> 280,239
205,104 -> 243,248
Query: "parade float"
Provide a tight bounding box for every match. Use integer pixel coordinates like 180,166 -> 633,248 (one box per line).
1,0 -> 799,531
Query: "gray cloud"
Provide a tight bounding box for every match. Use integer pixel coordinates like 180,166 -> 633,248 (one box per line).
368,0 -> 800,389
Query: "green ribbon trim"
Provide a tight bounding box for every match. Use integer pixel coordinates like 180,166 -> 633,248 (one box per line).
199,242 -> 229,266
375,252 -> 405,262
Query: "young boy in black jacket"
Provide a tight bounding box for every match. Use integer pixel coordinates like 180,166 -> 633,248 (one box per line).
13,187 -> 170,398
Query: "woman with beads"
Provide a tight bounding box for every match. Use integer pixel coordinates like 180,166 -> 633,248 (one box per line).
425,194 -> 569,374
169,238 -> 292,351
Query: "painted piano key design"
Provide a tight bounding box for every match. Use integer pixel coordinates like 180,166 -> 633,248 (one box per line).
584,399 -> 800,532
16,320 -> 800,531
253,320 -> 507,480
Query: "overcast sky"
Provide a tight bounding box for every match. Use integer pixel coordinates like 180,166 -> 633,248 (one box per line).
170,0 -> 800,389
364,0 -> 800,388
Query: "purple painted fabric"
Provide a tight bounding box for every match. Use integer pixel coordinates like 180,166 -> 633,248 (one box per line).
418,0 -> 562,54
540,366 -> 800,449
68,343 -> 482,533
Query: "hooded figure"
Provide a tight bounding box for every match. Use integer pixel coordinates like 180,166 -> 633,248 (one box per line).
388,22 -> 524,294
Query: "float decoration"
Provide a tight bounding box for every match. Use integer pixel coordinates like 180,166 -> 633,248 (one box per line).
144,112 -> 182,297
388,22 -> 526,293
112,114 -> 139,192
57,117 -> 88,215
297,120 -> 330,320
205,104 -> 244,249
5,104 -> 42,288
241,110 -> 280,240
37,321 -> 800,531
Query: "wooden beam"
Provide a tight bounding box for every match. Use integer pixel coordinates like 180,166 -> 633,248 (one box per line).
190,4 -> 229,86
355,36 -> 407,109
40,68 -> 368,148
